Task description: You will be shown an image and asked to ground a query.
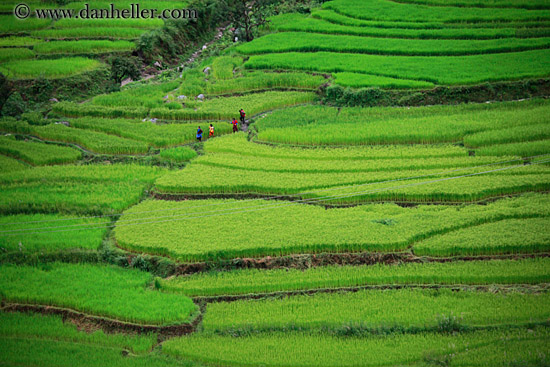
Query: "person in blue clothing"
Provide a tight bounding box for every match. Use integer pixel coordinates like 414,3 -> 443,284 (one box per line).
196,126 -> 203,142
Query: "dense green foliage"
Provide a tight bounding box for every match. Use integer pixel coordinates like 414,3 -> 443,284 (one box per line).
415,217 -> 550,256
0,58 -> 103,80
245,49 -> 550,85
238,32 -> 550,56
164,327 -> 550,366
204,289 -> 550,333
116,194 -> 550,261
33,40 -> 135,55
0,213 -> 107,253
333,72 -> 434,89
0,136 -> 81,165
0,48 -> 35,63
161,258 -> 550,297
0,263 -> 197,325
0,154 -> 28,173
0,312 -> 156,354
159,146 -> 198,162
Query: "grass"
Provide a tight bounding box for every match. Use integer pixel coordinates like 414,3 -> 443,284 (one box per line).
159,146 -> 197,162
0,337 -> 201,367
163,327 -> 550,367
0,312 -> 156,355
237,32 -> 550,56
68,117 -> 233,147
52,101 -> 149,119
212,56 -> 242,80
206,71 -> 326,95
203,288 -> 550,333
414,217 -> 550,256
206,133 -> 468,160
244,49 -> 550,85
323,0 -> 550,22
254,100 -> 550,146
0,213 -> 107,254
0,37 -> 42,47
150,91 -> 317,121
0,15 -> 51,34
393,0 -> 550,10
269,13 -> 547,40
0,48 -> 35,63
0,58 -> 103,80
477,139 -> 550,157
0,164 -> 165,215
0,263 -> 197,325
0,136 -> 81,165
53,18 -> 163,29
333,72 -> 434,89
91,81 -> 180,109
464,123 -> 550,147
33,40 -> 135,55
29,122 -> 149,154
31,28 -> 145,40
115,194 -> 550,262
0,154 -> 28,173
160,257 -> 550,297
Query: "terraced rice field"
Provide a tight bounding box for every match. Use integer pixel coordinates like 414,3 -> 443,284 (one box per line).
0,1 -> 187,80
1,0 -> 549,365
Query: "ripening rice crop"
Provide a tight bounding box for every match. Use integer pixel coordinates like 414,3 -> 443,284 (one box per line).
254,100 -> 550,146
0,48 -> 35,63
150,91 -> 316,121
211,56 -> 243,80
0,164 -> 165,214
323,0 -> 550,22
0,213 -> 107,254
33,40 -> 135,55
390,0 -> 550,10
115,194 -> 550,261
333,72 -> 434,89
0,58 -> 103,79
53,17 -> 163,29
244,49 -> 550,85
0,155 -> 28,173
159,146 -> 197,162
28,123 -> 149,155
91,81 -> 180,109
0,312 -> 157,355
268,13 -> 547,40
203,289 -> 550,333
0,15 -> 51,34
31,27 -> 144,40
237,32 -> 550,56
463,123 -> 550,147
477,139 -> 550,157
0,136 -> 81,165
206,71 -> 326,95
0,37 -> 42,47
163,328 -> 550,367
160,257 -> 550,297
414,217 -> 550,256
0,263 -> 197,325
52,101 -> 149,119
68,117 -> 232,147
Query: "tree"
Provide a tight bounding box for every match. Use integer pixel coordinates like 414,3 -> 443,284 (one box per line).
224,0 -> 276,42
0,73 -> 14,115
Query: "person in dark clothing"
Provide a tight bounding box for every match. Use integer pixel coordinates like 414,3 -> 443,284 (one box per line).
232,118 -> 239,133
196,126 -> 203,141
239,109 -> 246,124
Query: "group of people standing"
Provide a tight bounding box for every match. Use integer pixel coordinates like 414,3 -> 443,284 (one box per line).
196,109 -> 246,142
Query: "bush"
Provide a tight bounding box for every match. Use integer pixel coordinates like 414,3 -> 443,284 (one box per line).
110,56 -> 141,83
2,92 -> 26,117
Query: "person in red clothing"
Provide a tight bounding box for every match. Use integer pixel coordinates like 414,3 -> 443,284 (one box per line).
231,118 -> 239,133
209,124 -> 215,137
239,109 -> 246,124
